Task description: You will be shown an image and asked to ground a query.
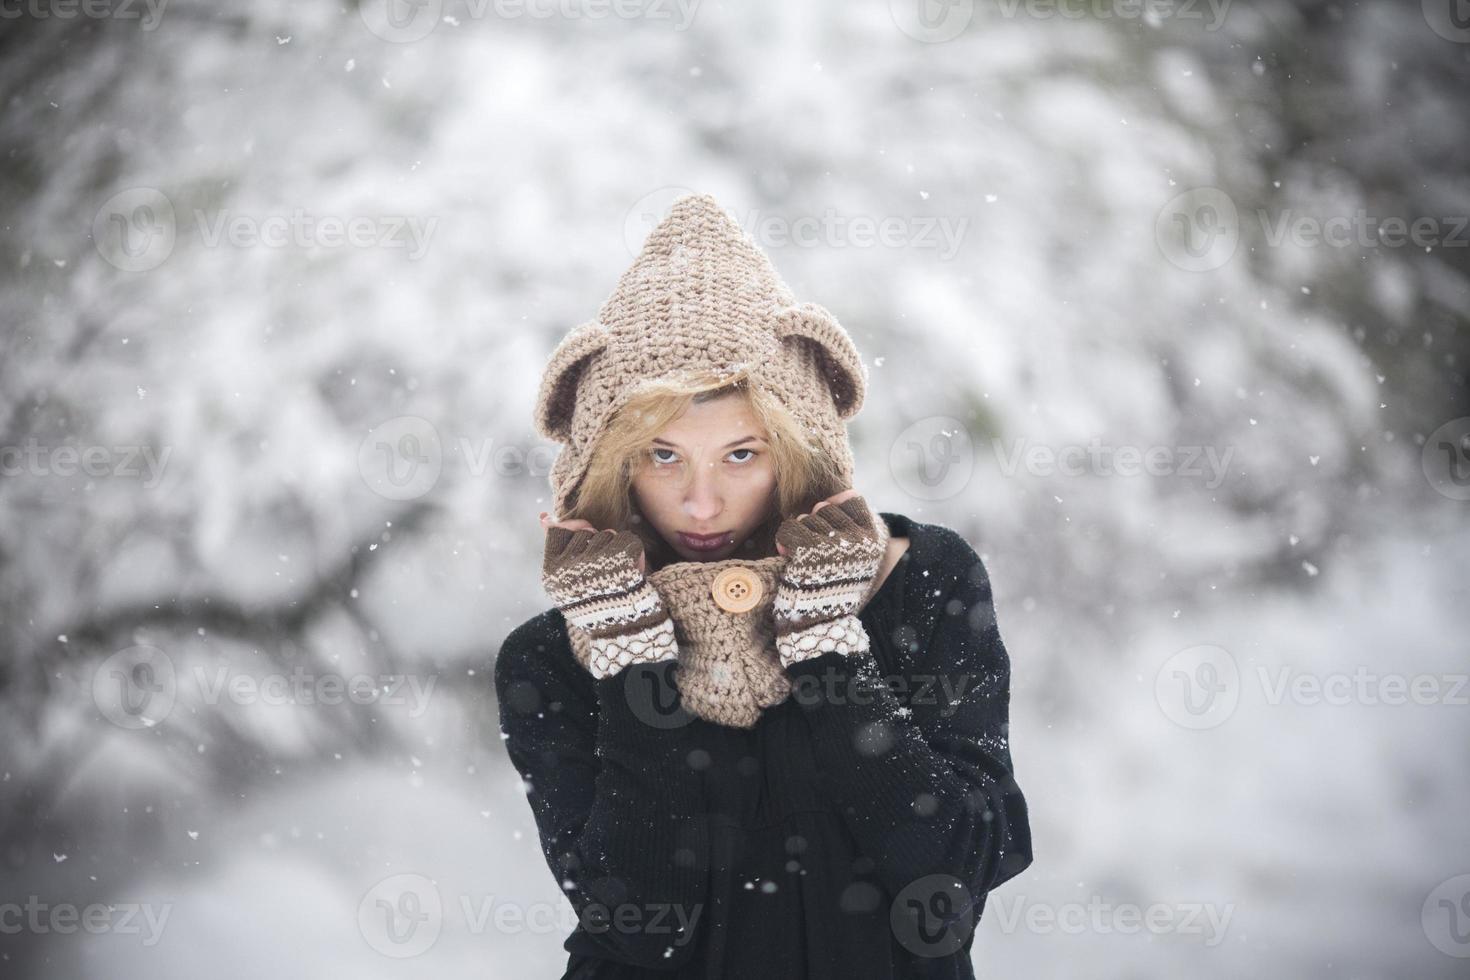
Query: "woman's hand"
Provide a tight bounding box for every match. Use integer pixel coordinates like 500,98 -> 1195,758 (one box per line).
770,493 -> 886,668
772,489 -> 861,557
541,511 -> 646,575
539,511 -> 671,679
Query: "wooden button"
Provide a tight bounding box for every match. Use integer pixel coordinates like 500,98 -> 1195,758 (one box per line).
711,567 -> 762,613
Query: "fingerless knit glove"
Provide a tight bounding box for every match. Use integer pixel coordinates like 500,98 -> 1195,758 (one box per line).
541,526 -> 679,680
772,495 -> 887,669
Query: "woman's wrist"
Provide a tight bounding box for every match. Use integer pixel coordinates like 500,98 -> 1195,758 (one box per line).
776,613 -> 871,668
772,495 -> 885,666
543,526 -> 680,679
580,591 -> 679,679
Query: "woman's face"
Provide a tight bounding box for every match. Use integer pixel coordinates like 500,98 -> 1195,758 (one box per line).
630,392 -> 778,563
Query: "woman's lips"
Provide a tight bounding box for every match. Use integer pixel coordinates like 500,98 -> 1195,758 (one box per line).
678,531 -> 732,552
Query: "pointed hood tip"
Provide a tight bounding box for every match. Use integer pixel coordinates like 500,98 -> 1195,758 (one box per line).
661,192 -> 742,233
669,190 -> 728,212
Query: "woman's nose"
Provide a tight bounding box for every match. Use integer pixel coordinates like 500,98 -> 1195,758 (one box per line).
683,466 -> 723,521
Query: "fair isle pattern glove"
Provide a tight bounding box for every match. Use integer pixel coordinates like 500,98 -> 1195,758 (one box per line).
541,526 -> 678,680
773,495 -> 886,669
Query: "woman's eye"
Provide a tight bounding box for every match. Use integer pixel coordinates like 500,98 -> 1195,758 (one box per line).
649,448 -> 757,466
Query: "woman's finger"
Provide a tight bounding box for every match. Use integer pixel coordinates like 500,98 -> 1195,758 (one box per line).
546,518 -> 596,533
808,489 -> 857,518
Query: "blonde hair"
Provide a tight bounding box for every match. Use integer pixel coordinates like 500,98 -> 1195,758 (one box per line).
565,367 -> 846,568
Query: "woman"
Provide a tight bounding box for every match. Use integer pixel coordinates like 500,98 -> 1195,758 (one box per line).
494,193 -> 1033,978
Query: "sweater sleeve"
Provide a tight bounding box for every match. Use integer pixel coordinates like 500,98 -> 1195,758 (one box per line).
782,535 -> 1033,924
494,614 -> 711,971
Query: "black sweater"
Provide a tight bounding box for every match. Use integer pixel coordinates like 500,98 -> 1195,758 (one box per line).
493,512 -> 1034,979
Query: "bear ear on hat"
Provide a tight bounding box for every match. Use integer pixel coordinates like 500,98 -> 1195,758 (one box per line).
534,320 -> 610,443
773,302 -> 867,420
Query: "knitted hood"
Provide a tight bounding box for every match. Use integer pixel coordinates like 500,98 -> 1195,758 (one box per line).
533,192 -> 869,519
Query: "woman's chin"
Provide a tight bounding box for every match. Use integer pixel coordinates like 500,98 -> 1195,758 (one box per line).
675,543 -> 735,562
657,527 -> 774,564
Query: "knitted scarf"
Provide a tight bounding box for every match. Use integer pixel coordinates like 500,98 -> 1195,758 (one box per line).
566,516 -> 892,728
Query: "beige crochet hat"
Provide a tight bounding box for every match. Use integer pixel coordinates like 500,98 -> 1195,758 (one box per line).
533,192 -> 870,520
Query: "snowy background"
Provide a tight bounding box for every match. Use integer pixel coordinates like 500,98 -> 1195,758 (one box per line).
2,1 -> 1469,977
